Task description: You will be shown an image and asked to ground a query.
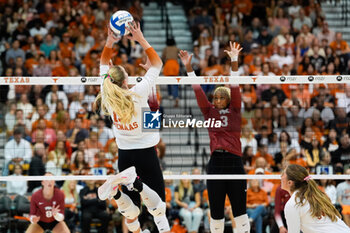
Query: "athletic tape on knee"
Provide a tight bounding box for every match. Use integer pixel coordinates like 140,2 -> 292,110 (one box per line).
125,219 -> 140,232
210,218 -> 225,233
147,200 -> 166,217
234,214 -> 250,233
154,215 -> 170,233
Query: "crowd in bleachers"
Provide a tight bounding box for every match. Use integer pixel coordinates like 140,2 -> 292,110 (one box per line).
1,0 -> 350,232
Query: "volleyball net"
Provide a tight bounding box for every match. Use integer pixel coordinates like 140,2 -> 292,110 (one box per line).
0,75 -> 350,183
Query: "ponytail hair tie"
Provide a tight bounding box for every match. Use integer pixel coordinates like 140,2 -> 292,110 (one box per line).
104,74 -> 111,80
303,175 -> 312,182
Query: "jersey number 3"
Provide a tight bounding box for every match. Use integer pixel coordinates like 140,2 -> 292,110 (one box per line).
220,116 -> 228,127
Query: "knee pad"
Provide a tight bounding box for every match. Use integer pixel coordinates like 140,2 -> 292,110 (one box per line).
147,201 -> 166,217
154,215 -> 170,232
210,218 -> 225,233
118,202 -> 140,219
125,219 -> 140,232
234,214 -> 250,233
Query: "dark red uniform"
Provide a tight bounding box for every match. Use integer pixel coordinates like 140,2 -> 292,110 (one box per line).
30,187 -> 65,223
190,70 -> 246,220
192,84 -> 242,156
274,185 -> 291,230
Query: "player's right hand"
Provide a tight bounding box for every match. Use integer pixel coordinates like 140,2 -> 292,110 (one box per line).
126,21 -> 144,42
31,215 -> 40,224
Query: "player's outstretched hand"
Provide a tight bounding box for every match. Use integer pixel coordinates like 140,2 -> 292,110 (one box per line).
224,41 -> 242,59
178,50 -> 193,67
126,21 -> 144,42
107,26 -> 121,45
52,204 -> 61,217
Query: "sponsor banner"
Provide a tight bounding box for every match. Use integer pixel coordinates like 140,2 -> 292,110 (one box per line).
2,75 -> 350,85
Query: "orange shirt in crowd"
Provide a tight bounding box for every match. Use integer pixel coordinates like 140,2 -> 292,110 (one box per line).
203,64 -> 224,76
32,119 -> 53,132
252,152 -> 275,167
163,59 -> 180,76
234,0 -> 253,15
165,187 -> 172,204
288,157 -> 308,168
246,188 -> 269,206
329,40 -> 349,53
59,42 -> 74,58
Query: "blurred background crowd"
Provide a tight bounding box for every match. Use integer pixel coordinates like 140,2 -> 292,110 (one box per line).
0,0 -> 350,232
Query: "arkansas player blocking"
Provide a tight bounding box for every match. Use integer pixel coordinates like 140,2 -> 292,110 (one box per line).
26,173 -> 69,233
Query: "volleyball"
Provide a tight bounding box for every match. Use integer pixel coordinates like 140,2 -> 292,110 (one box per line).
109,10 -> 134,36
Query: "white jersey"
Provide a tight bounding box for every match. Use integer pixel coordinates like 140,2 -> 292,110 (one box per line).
100,65 -> 160,149
284,191 -> 350,233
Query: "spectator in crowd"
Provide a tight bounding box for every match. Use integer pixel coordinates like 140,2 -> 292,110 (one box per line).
46,140 -> 68,176
66,118 -> 89,149
246,179 -> 269,233
96,118 -> 114,147
70,150 -> 90,175
80,180 -> 110,233
105,141 -> 118,172
241,126 -> 258,155
40,34 -> 57,57
32,119 -> 57,145
5,40 -> 25,65
61,179 -> 80,233
4,128 -> 32,176
5,102 -> 17,136
337,168 -> 350,226
175,172 -> 203,233
332,134 -> 350,171
318,178 -> 337,205
28,143 -> 46,193
6,164 -> 27,195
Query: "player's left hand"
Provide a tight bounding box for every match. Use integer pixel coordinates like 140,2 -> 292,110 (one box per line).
52,204 -> 61,217
224,41 -> 242,59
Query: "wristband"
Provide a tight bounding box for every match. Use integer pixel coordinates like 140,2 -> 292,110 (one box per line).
231,56 -> 238,62
53,212 -> 64,222
29,215 -> 35,224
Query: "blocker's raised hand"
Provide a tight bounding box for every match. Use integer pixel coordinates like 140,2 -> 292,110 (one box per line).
178,50 -> 193,67
224,41 -> 242,59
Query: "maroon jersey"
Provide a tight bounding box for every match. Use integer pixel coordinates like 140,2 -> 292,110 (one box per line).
30,187 -> 65,223
192,84 -> 242,156
274,185 -> 290,227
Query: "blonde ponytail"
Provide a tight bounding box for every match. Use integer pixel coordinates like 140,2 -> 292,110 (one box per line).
95,66 -> 139,124
286,164 -> 341,221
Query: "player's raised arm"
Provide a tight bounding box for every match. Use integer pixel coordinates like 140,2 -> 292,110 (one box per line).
127,21 -> 162,69
179,50 -> 211,112
179,50 -> 193,73
224,41 -> 242,110
224,41 -> 242,75
101,27 -> 121,66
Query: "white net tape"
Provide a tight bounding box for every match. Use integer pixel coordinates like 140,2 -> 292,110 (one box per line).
0,174 -> 348,181
0,75 -> 349,85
